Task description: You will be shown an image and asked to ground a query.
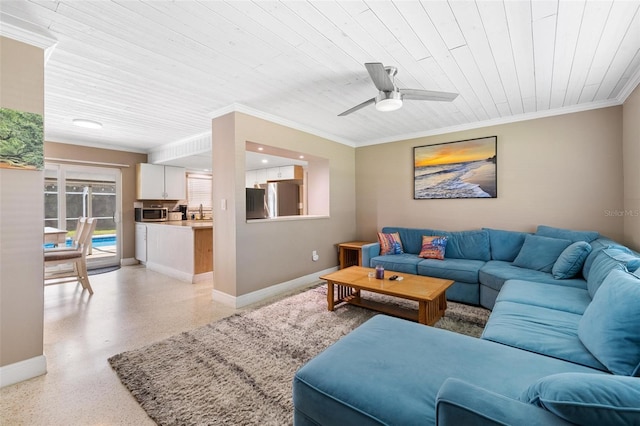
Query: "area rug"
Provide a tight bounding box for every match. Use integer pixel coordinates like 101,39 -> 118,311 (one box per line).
108,286 -> 490,425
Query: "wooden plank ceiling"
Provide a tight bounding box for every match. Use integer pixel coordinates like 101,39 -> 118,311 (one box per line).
1,0 -> 639,155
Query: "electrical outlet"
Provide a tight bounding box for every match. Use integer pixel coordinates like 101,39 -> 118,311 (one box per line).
312,250 -> 319,262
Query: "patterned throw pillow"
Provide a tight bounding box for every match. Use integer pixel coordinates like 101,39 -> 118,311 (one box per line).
419,236 -> 448,260
377,232 -> 404,255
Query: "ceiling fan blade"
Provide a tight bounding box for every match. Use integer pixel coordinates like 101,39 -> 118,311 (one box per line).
338,98 -> 376,116
400,88 -> 458,102
365,62 -> 395,92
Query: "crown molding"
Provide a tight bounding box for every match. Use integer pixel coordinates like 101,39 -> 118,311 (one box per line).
45,138 -> 148,155
0,13 -> 57,63
358,99 -> 624,147
209,103 -> 357,148
616,67 -> 640,103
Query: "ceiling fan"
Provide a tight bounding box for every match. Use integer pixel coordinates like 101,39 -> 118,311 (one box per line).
338,62 -> 458,116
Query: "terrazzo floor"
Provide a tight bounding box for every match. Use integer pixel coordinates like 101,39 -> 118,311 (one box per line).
0,265 -> 246,425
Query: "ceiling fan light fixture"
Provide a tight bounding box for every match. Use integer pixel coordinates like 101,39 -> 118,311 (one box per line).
375,91 -> 403,112
73,119 -> 103,129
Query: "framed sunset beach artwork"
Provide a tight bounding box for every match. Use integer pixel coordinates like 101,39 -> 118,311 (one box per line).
414,136 -> 497,199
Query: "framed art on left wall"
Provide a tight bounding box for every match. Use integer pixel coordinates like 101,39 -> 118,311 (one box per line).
0,107 -> 44,171
414,136 -> 497,199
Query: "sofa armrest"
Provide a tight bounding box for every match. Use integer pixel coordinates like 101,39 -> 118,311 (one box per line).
361,242 -> 380,268
436,378 -> 572,426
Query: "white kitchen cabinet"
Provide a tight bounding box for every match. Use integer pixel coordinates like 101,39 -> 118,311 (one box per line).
136,163 -> 186,200
245,170 -> 257,188
276,165 -> 303,180
250,165 -> 303,184
245,168 -> 269,188
135,223 -> 147,262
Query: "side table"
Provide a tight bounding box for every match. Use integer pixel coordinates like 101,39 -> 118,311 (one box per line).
338,241 -> 372,269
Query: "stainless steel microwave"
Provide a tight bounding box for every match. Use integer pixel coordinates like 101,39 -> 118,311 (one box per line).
135,207 -> 168,222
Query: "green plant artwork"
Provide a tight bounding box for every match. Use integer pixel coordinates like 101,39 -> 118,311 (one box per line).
0,107 -> 44,170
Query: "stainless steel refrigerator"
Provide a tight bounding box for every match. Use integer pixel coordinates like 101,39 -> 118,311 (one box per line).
264,182 -> 300,217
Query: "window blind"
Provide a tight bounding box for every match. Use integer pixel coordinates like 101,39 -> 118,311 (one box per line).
187,173 -> 212,210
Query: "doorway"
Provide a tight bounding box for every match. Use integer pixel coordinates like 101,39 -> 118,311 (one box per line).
44,163 -> 122,268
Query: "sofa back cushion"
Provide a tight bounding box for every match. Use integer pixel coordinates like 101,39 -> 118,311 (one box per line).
512,235 -> 572,273
586,248 -> 640,298
551,241 -> 592,279
579,268 -> 640,376
381,227 -> 490,261
483,228 -> 529,262
535,225 -> 599,243
521,373 -> 640,425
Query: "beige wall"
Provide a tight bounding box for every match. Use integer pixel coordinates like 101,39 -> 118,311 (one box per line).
0,37 -> 45,371
623,84 -> 640,251
44,142 -> 148,260
212,112 -> 356,298
356,106 -> 625,243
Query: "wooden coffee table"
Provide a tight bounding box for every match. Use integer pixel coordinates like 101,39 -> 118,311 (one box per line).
321,266 -> 454,326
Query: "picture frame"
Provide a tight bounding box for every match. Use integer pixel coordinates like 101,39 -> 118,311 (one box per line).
0,107 -> 44,171
414,136 -> 497,199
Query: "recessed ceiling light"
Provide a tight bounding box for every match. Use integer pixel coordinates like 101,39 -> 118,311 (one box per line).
72,119 -> 103,129
258,147 -> 264,151
299,155 -> 305,159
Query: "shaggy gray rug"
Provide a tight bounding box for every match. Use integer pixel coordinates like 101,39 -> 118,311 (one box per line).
108,286 -> 489,425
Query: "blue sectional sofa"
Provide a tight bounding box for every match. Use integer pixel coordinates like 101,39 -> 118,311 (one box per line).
293,225 -> 640,425
362,225 -> 628,309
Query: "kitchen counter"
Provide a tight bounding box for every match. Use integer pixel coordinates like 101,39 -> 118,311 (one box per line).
136,221 -> 213,283
145,220 -> 213,229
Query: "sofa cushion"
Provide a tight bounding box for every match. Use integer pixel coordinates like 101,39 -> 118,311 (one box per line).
381,227 -> 490,261
370,254 -> 421,274
521,373 -> 640,425
293,315 -> 606,426
552,241 -> 592,279
377,232 -> 404,255
586,248 -> 640,298
482,301 -> 607,371
581,237 -> 631,280
579,268 -> 640,376
441,229 -> 491,261
479,261 -> 586,293
535,225 -> 599,243
496,280 -> 591,315
417,258 -> 485,284
419,235 -> 447,260
512,235 -> 573,273
484,228 -> 529,262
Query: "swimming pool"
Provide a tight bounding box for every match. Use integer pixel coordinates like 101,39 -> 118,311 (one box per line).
44,234 -> 116,249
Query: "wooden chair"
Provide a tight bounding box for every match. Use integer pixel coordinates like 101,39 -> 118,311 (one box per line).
52,217 -> 86,250
44,217 -> 97,294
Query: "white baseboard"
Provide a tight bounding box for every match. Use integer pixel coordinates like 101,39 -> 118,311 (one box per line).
145,262 -> 194,283
0,355 -> 47,388
120,257 -> 138,266
193,271 -> 213,283
212,266 -> 338,308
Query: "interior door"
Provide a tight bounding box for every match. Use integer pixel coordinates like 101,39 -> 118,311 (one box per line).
44,163 -> 122,268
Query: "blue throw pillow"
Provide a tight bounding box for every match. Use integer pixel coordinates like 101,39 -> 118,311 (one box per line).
535,225 -> 599,243
512,235 -> 572,273
586,248 -> 640,298
551,241 -> 592,279
521,373 -> 640,425
579,268 -> 640,376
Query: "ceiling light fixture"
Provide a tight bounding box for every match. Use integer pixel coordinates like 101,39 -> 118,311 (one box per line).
375,91 -> 403,112
72,119 -> 103,129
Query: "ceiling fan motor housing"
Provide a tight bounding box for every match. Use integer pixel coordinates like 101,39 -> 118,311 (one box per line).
375,90 -> 403,112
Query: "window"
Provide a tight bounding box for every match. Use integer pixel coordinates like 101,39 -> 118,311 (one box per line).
187,173 -> 212,213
